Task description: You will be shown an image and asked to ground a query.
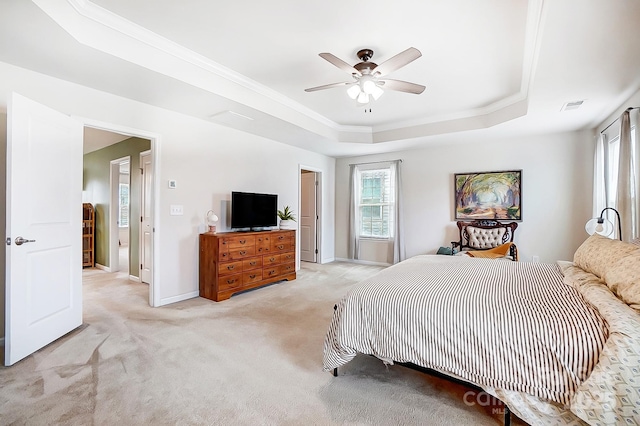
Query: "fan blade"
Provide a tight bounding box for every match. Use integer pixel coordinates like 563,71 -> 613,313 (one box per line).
379,79 -> 425,94
373,47 -> 422,76
319,53 -> 361,76
305,81 -> 352,92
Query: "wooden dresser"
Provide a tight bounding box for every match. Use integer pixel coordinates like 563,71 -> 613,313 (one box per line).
199,229 -> 296,301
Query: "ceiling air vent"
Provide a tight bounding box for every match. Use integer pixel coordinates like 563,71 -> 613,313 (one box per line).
561,100 -> 585,111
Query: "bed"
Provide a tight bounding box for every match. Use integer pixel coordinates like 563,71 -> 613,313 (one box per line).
323,234 -> 640,425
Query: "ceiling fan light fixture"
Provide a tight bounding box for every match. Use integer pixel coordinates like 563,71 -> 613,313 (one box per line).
356,91 -> 369,105
347,85 -> 360,100
370,84 -> 384,100
361,79 -> 377,95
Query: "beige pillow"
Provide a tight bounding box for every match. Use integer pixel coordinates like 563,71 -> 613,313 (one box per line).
573,234 -> 640,278
603,252 -> 640,311
559,263 -> 604,290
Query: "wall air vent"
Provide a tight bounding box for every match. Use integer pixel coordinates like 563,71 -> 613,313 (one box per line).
561,100 -> 585,111
209,110 -> 254,122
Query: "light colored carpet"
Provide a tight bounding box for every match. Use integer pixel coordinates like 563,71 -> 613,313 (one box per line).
0,261 -> 525,425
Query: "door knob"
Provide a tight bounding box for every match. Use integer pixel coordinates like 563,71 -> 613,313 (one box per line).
15,237 -> 36,245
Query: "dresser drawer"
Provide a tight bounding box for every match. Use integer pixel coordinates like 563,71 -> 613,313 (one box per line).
272,233 -> 290,243
256,235 -> 271,253
256,245 -> 270,254
229,246 -> 256,260
225,235 -> 255,249
263,254 -> 281,265
219,260 -> 243,276
218,273 -> 243,290
271,241 -> 292,253
263,266 -> 281,279
281,252 -> 295,263
243,270 -> 262,284
280,262 -> 295,275
243,257 -> 262,271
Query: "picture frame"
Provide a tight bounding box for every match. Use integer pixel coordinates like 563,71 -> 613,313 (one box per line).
454,170 -> 522,220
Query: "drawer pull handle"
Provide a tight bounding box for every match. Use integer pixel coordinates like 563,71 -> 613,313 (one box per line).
239,239 -> 246,244
222,253 -> 228,258
278,236 -> 285,240
269,270 -> 276,275
239,250 -> 247,256
227,279 -> 236,284
249,261 -> 257,266
277,245 -> 284,250
269,257 -> 276,262
227,265 -> 235,270
249,274 -> 256,279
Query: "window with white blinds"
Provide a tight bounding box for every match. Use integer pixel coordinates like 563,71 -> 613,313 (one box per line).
359,168 -> 394,238
119,183 -> 129,228
602,127 -> 636,209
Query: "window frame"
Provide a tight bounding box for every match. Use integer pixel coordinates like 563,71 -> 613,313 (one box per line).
118,182 -> 129,228
357,167 -> 394,239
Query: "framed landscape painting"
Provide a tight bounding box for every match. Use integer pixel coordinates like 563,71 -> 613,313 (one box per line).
454,170 -> 522,220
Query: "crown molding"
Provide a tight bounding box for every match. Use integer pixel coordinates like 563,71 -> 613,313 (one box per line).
33,0 -> 544,144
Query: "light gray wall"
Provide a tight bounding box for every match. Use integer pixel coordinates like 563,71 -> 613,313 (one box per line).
336,130 -> 595,264
0,61 -> 335,306
0,112 -> 6,339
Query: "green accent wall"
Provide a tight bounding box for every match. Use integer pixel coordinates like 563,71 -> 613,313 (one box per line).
83,137 -> 150,275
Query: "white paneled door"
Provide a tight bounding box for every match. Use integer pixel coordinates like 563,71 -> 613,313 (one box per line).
139,150 -> 153,285
5,93 -> 83,366
300,172 -> 317,262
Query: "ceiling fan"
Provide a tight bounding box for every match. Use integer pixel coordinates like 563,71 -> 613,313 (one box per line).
305,47 -> 426,105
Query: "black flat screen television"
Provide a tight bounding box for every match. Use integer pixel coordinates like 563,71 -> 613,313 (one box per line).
231,191 -> 278,230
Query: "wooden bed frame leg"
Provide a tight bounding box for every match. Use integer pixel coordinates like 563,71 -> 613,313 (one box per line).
504,406 -> 511,426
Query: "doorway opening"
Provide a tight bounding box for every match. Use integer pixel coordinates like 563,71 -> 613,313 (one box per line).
110,157 -> 130,275
82,126 -> 155,305
299,167 -> 322,264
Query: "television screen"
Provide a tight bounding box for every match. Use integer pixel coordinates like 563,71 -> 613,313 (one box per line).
231,192 -> 278,230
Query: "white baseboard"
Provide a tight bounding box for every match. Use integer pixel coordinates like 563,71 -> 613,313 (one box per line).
95,263 -> 111,272
159,291 -> 199,306
334,257 -> 391,267
319,257 -> 335,264
128,275 -> 140,282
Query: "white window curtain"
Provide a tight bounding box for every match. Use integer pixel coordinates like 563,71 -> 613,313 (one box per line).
594,108 -> 640,241
348,160 -> 405,263
389,160 -> 406,263
617,110 -> 640,240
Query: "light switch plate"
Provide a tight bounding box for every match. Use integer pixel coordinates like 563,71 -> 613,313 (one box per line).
170,205 -> 183,215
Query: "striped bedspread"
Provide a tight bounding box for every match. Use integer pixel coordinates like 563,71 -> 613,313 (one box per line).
323,255 -> 609,406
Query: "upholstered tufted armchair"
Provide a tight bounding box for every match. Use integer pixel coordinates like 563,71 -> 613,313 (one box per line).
452,220 -> 519,260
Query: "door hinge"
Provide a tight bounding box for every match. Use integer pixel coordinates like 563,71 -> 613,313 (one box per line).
141,216 -> 143,223
140,264 -> 143,270
140,168 -> 143,174
315,249 -> 318,254
6,237 -> 11,246
315,181 -> 318,186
